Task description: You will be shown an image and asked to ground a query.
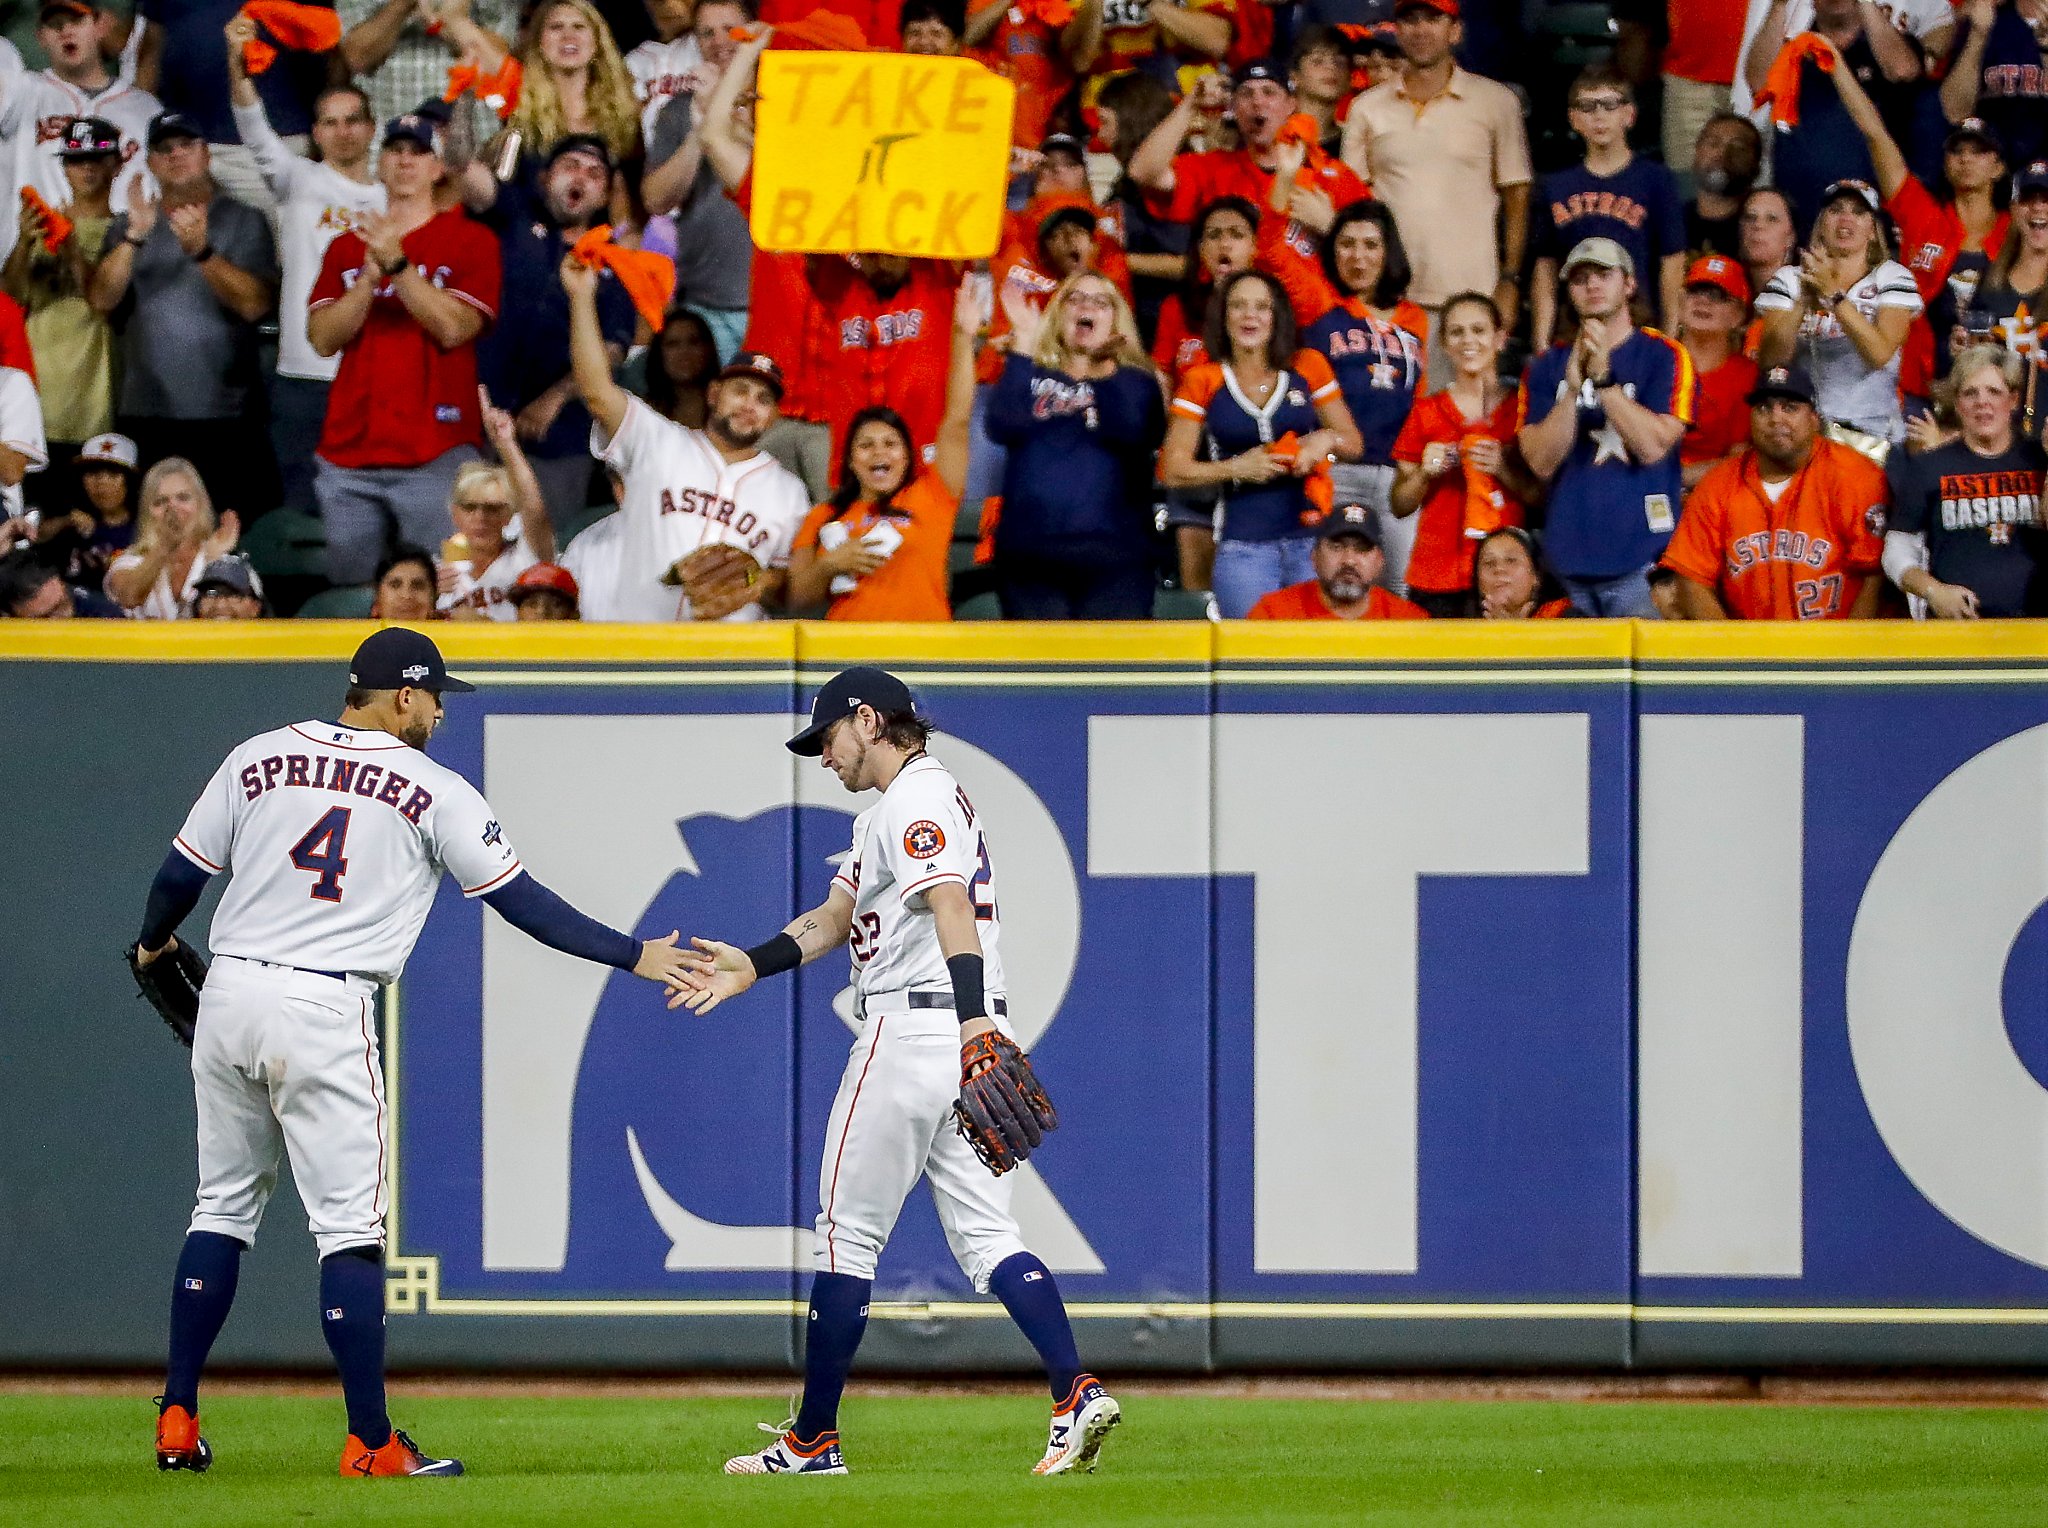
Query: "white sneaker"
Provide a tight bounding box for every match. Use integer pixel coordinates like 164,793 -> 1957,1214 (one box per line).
723,1418 -> 848,1476
1033,1374 -> 1120,1476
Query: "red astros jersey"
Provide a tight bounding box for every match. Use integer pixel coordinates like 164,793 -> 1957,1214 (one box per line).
831,754 -> 1005,1000
1660,439 -> 1887,619
593,395 -> 810,622
172,720 -> 523,985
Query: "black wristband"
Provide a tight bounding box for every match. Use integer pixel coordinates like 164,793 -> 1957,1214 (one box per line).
125,232 -> 147,248
946,952 -> 986,1022
1590,373 -> 1617,390
743,931 -> 801,980
379,252 -> 408,278
190,243 -> 215,264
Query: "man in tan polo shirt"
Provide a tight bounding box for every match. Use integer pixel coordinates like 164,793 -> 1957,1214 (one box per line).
1340,0 -> 1531,382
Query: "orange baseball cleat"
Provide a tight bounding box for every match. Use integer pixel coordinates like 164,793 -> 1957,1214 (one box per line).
154,1401 -> 212,1472
338,1429 -> 464,1477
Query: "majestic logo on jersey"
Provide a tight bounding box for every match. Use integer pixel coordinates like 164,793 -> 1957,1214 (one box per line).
482,820 -> 504,847
904,819 -> 946,857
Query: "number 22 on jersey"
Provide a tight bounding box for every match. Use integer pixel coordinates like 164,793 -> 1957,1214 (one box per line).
289,807 -> 352,902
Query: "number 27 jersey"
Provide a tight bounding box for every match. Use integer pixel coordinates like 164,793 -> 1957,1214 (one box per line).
171,720 -> 523,984
833,755 -> 1005,1000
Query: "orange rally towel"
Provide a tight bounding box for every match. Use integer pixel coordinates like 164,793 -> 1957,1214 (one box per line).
239,1 -> 343,77
1459,436 -> 1506,541
443,56 -> 523,119
571,224 -> 677,333
1275,113 -> 1342,191
1270,432 -> 1336,524
732,14 -> 870,50
1754,33 -> 1836,130
975,494 -> 1000,565
19,186 -> 71,252
1019,0 -> 1075,25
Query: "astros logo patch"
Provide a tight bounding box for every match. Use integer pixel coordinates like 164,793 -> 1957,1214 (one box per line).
903,819 -> 946,857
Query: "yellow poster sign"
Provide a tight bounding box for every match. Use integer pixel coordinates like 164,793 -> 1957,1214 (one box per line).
750,52 -> 1016,260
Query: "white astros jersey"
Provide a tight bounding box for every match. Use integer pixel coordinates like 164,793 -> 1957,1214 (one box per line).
0,69 -> 160,254
832,755 -> 1005,999
440,536 -> 539,621
625,33 -> 701,143
593,396 -> 808,623
171,720 -> 523,984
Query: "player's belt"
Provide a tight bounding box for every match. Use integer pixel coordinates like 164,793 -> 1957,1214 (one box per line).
222,954 -> 355,984
857,989 -> 1008,1020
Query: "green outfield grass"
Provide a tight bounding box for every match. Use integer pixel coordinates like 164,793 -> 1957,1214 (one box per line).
2,1390 -> 2045,1527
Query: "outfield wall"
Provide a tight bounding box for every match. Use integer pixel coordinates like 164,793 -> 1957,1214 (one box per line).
7,622 -> 2048,1374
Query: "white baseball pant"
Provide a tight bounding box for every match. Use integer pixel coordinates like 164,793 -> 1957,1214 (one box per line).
186,956 -> 388,1258
814,996 -> 1028,1291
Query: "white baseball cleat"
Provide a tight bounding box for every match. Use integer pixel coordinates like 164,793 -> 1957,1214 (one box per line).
723,1419 -> 848,1476
1033,1374 -> 1120,1476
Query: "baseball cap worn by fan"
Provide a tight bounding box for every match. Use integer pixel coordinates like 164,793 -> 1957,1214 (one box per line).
1684,254 -> 1750,306
507,562 -> 580,606
76,431 -> 138,470
546,133 -> 613,173
383,111 -> 442,154
1235,59 -> 1289,88
147,111 -> 203,149
1317,502 -> 1380,545
1748,363 -> 1817,407
39,0 -> 95,22
1820,178 -> 1881,213
2015,161 -> 2048,198
348,627 -> 476,693
1395,0 -> 1459,17
1563,236 -> 1634,279
194,555 -> 264,601
1946,116 -> 2005,157
716,350 -> 786,399
59,115 -> 120,159
787,666 -> 916,755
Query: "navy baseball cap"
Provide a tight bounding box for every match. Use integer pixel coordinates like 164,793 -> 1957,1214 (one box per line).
1317,502 -> 1381,546
546,133 -> 613,173
193,555 -> 265,601
1748,363 -> 1817,407
2015,160 -> 2048,199
788,666 -> 916,755
1820,178 -> 1881,213
1946,116 -> 2004,158
1235,59 -> 1290,88
382,110 -> 443,154
1038,132 -> 1086,161
146,111 -> 203,148
715,350 -> 786,400
348,627 -> 474,693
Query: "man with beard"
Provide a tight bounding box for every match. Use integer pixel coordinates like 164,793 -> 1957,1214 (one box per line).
1661,362 -> 1888,619
470,134 -> 635,529
1518,237 -> 1693,617
1685,112 -> 1763,259
1884,344 -> 2047,616
565,255 -> 807,621
1247,501 -> 1430,618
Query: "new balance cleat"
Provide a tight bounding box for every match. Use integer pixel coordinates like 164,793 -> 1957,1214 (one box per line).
1034,1374 -> 1120,1476
155,1401 -> 212,1473
723,1422 -> 848,1476
339,1429 -> 464,1477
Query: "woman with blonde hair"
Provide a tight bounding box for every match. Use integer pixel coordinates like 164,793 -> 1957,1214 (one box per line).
103,459 -> 237,620
436,391 -> 559,621
985,270 -> 1166,618
509,0 -> 640,172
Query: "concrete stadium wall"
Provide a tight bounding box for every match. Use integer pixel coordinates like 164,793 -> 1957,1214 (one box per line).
8,621 -> 2048,1374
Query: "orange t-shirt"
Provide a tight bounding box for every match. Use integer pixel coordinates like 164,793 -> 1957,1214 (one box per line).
969,4 -> 1073,147
1389,389 -> 1525,595
792,467 -> 958,621
1152,294 -> 1209,389
1660,440 -> 1887,619
1681,351 -> 1761,467
1247,580 -> 1430,620
733,174 -> 828,422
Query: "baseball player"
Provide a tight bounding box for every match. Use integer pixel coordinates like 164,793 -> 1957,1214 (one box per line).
0,1 -> 160,257
562,253 -> 808,623
131,628 -> 695,1478
1659,362 -> 1888,619
677,667 -> 1118,1479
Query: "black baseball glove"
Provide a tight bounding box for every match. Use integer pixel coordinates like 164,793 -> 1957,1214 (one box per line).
127,938 -> 207,1048
954,1031 -> 1058,1175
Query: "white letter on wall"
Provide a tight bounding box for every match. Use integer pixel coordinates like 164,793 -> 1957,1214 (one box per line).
1637,714 -> 1805,1277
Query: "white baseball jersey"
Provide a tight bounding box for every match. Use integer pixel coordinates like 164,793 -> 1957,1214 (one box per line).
593,394 -> 808,622
559,507 -> 626,621
232,99 -> 385,382
0,363 -> 46,518
172,719 -> 524,984
832,754 -> 1006,1001
440,534 -> 539,621
0,68 -> 160,257
625,34 -> 702,144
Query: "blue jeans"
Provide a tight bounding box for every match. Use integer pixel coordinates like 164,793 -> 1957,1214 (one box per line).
1559,563 -> 1662,618
1212,536 -> 1316,619
687,306 -> 749,365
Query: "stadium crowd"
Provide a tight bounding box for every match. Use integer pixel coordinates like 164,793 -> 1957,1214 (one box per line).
0,0 -> 2044,623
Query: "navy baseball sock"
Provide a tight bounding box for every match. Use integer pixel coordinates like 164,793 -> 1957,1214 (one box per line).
162,1231 -> 244,1413
989,1253 -> 1082,1402
793,1273 -> 871,1440
318,1247 -> 391,1450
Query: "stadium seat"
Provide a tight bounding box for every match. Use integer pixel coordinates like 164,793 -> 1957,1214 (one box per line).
295,584 -> 375,619
1153,587 -> 1214,621
239,509 -> 328,580
953,591 -> 1002,620
555,502 -> 616,549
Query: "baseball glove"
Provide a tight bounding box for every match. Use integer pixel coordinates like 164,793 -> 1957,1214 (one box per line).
954,1031 -> 1058,1175
671,543 -> 764,621
126,938 -> 207,1048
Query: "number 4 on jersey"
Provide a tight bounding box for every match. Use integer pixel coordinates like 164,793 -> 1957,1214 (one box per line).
289,806 -> 352,902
